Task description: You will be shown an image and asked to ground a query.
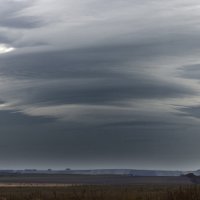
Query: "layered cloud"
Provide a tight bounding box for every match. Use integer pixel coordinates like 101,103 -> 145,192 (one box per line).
0,0 -> 200,169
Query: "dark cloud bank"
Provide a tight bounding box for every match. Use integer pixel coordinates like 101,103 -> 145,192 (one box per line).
0,0 -> 200,170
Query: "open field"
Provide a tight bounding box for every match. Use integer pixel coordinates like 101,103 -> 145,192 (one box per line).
0,174 -> 193,185
0,185 -> 199,200
0,174 -> 198,199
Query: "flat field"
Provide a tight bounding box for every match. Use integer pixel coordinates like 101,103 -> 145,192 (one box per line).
0,174 -> 198,200
0,185 -> 199,200
0,174 -> 193,185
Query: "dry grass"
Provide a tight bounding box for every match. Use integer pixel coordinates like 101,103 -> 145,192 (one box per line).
0,185 -> 199,200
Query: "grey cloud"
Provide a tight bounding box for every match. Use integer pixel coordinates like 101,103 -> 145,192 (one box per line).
176,105 -> 200,119
102,120 -> 181,128
14,41 -> 49,48
28,77 -> 192,105
0,47 -> 194,107
0,100 -> 5,104
0,107 -> 199,170
0,16 -> 44,29
0,34 -> 13,44
0,0 -> 200,170
0,110 -> 55,125
177,64 -> 200,80
0,0 -> 44,29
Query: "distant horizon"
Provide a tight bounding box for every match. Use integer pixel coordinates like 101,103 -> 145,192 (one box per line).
0,168 -> 199,172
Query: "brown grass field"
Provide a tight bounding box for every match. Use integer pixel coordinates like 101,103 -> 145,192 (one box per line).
0,174 -> 199,199
0,185 -> 200,200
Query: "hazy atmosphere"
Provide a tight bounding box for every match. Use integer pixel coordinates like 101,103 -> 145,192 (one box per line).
1,0 -> 200,170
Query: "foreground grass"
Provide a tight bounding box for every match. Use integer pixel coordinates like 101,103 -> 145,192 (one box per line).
0,185 -> 200,200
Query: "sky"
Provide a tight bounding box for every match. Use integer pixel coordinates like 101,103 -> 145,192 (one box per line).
1,0 -> 200,170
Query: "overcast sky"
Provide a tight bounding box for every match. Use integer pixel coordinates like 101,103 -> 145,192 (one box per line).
1,0 -> 200,170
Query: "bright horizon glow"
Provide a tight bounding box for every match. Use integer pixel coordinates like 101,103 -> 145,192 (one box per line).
0,44 -> 15,54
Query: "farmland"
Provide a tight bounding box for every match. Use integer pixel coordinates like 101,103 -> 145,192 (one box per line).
0,174 -> 198,199
0,185 -> 199,200
0,174 -> 192,185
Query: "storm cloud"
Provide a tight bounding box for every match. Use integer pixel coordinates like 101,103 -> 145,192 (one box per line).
0,0 -> 44,29
0,0 -> 200,170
